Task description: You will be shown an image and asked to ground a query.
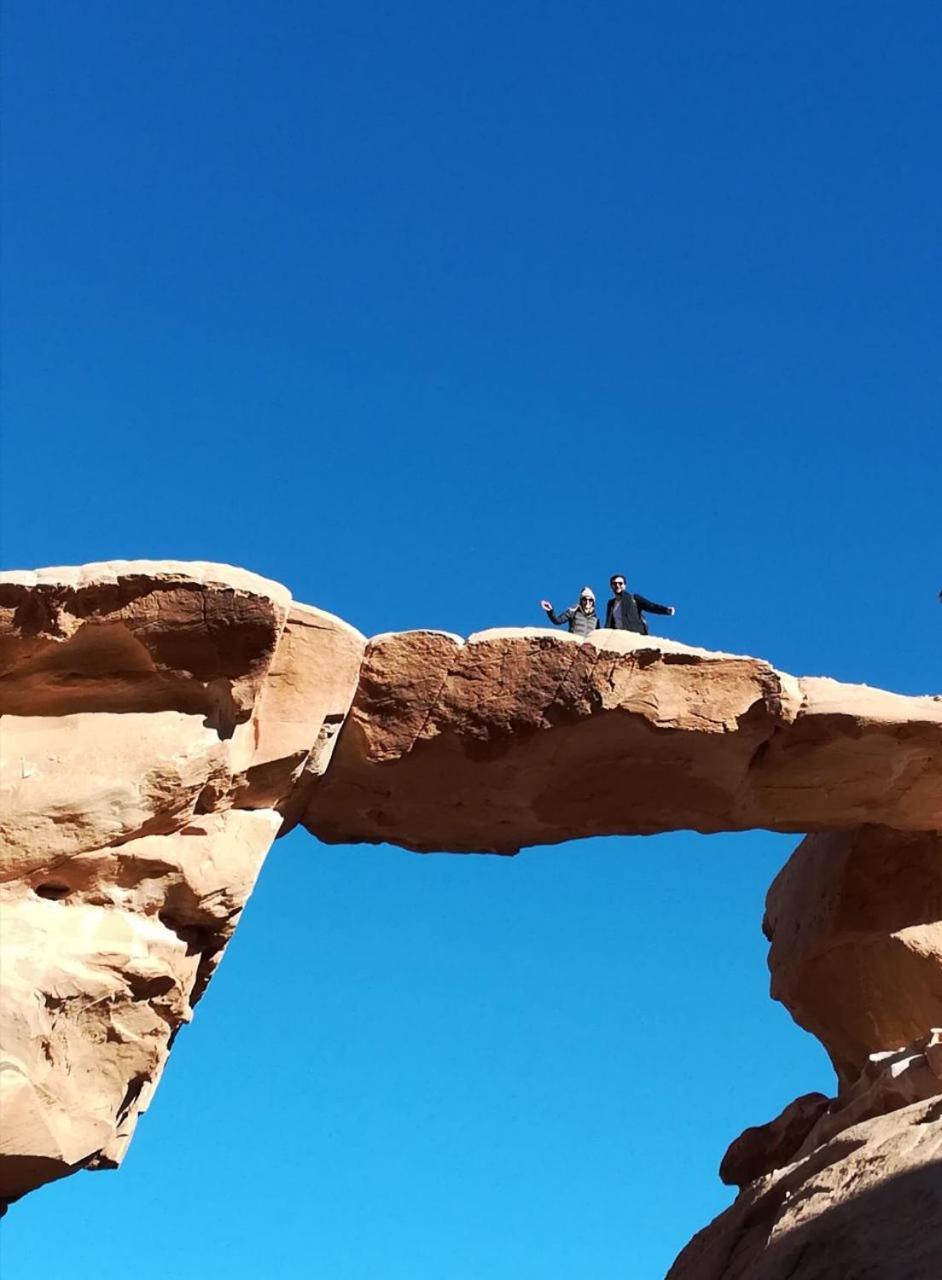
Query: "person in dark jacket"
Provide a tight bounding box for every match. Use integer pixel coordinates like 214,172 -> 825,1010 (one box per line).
604,574 -> 675,634
540,587 -> 600,637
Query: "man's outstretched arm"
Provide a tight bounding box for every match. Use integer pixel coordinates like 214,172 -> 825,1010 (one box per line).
635,594 -> 675,616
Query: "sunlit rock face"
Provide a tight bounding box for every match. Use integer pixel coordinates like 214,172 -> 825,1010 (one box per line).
671,828 -> 942,1280
668,1092 -> 942,1280
719,1030 -> 942,1194
0,808 -> 279,1205
2,560 -> 941,1277
765,827 -> 942,1086
0,562 -> 365,1209
305,628 -> 941,852
672,1032 -> 942,1278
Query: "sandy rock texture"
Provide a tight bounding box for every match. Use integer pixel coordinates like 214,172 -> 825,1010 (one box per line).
765,827 -> 942,1086
0,809 -> 279,1206
672,821 -> 942,1278
3,561 -> 942,1275
305,628 -> 942,852
719,1030 -> 942,1192
672,1028 -> 942,1277
669,1093 -> 942,1280
0,562 -> 364,1209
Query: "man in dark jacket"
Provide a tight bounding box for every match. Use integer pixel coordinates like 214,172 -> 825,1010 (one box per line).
604,574 -> 675,634
540,587 -> 600,637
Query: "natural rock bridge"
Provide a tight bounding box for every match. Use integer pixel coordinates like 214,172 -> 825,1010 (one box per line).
2,562 -> 940,1276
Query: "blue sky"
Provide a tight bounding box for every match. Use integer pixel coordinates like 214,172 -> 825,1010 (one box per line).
1,3 -> 939,1276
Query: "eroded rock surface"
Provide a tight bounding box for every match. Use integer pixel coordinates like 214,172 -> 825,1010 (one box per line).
306,628 -> 942,852
0,809 -> 279,1205
674,1030 -> 942,1277
669,1094 -> 942,1280
719,1092 -> 830,1190
0,562 -> 364,1209
719,1030 -> 942,1192
675,823 -> 942,1278
765,826 -> 942,1085
3,559 -> 941,1277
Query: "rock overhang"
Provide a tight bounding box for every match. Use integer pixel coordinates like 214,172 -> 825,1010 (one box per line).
0,561 -> 366,1207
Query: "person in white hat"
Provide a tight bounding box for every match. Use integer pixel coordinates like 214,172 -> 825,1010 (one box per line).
539,586 -> 600,637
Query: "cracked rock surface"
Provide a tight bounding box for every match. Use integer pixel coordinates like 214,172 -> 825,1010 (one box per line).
305,626 -> 941,852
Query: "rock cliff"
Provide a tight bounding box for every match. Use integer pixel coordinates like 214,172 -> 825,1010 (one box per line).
1,561 -> 940,1277
0,563 -> 364,1206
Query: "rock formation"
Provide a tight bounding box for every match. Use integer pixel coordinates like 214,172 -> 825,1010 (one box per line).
2,561 -> 941,1277
0,563 -> 365,1208
306,627 -> 941,851
670,1089 -> 942,1279
765,826 -> 942,1087
666,823 -> 942,1276
670,1028 -> 942,1277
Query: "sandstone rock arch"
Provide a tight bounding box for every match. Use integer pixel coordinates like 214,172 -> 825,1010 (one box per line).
2,563 -> 940,1275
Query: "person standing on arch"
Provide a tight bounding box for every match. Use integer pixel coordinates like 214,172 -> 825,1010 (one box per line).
604,573 -> 675,635
540,587 -> 600,637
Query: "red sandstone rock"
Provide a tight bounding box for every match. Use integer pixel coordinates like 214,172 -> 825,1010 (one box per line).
305,628 -> 941,852
233,601 -> 368,818
674,1030 -> 942,1278
669,1096 -> 942,1279
719,1092 -> 830,1189
0,561 -> 292,728
0,808 -> 279,1205
792,1030 -> 942,1162
676,823 -> 942,1277
3,558 -> 942,1276
0,562 -> 364,1210
765,826 -> 942,1085
719,1030 -> 942,1192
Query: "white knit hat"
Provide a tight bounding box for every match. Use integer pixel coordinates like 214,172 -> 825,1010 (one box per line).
579,586 -> 596,601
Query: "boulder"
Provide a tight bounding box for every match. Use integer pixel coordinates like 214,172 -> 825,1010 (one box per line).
719,1092 -> 830,1189
765,827 -> 942,1085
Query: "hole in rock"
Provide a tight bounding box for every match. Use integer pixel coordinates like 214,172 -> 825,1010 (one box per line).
158,910 -> 219,955
34,882 -> 71,900
243,826 -> 837,1274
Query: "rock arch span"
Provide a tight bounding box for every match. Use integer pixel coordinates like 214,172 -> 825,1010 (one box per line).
1,563 -> 940,1275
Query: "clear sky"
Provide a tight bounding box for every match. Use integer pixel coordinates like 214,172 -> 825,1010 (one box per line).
1,3 -> 939,1276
